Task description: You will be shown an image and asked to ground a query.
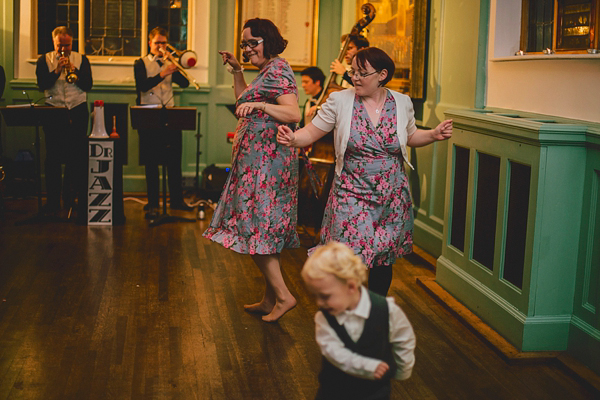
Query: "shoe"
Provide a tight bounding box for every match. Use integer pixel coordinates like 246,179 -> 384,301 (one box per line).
170,201 -> 194,211
145,207 -> 159,220
143,203 -> 159,211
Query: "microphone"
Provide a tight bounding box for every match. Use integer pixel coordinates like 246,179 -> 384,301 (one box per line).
149,92 -> 172,127
242,52 -> 249,63
22,90 -> 32,104
31,95 -> 53,107
148,91 -> 174,108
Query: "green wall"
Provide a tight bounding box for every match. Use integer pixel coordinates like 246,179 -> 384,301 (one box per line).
0,0 -> 484,261
0,0 -> 343,193
410,0 -> 484,257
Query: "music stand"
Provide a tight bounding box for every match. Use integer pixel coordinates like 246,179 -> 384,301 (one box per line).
0,105 -> 68,225
131,106 -> 197,227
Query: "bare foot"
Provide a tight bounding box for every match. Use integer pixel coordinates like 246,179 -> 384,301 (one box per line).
243,301 -> 274,315
262,297 -> 297,322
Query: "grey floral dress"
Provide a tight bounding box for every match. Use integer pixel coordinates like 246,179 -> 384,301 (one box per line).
203,57 -> 299,254
318,91 -> 414,267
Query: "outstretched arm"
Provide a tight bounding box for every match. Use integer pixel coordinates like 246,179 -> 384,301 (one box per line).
407,119 -> 453,148
276,122 -> 329,148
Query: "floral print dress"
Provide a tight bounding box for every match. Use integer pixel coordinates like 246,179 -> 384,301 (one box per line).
319,91 -> 414,267
203,58 -> 299,254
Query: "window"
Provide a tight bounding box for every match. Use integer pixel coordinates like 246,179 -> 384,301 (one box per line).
148,0 -> 188,51
86,0 -> 142,56
521,0 -> 599,53
36,0 -> 190,57
38,0 -> 81,54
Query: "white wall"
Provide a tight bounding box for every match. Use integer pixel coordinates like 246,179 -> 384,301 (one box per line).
487,0 -> 600,123
16,0 -> 210,85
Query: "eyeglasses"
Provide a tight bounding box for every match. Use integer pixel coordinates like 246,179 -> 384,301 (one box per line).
349,69 -> 379,79
239,38 -> 264,50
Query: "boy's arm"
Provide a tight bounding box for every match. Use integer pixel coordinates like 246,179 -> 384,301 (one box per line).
315,312 -> 383,380
387,298 -> 416,380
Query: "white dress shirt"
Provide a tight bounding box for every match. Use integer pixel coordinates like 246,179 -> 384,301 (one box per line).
315,286 -> 416,381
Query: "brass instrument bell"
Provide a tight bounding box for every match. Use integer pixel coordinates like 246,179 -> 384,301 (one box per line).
166,43 -> 198,68
158,45 -> 201,90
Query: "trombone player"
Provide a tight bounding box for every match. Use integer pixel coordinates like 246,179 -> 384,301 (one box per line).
134,27 -> 193,216
35,26 -> 93,222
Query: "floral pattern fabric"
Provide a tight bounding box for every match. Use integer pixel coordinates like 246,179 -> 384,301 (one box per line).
319,91 -> 414,267
203,58 -> 299,254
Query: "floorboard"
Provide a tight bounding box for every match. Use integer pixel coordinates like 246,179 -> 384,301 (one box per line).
0,198 -> 596,399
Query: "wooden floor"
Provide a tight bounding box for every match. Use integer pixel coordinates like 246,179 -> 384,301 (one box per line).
0,198 -> 596,400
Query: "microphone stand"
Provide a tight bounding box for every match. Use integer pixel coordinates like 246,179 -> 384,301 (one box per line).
15,95 -> 64,225
144,92 -> 195,227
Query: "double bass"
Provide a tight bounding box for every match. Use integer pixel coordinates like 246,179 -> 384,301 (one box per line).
308,2 -> 376,162
315,3 -> 376,110
297,3 -> 376,240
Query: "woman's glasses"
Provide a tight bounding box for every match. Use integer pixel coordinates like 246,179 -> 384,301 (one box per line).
239,38 -> 264,50
349,69 -> 379,79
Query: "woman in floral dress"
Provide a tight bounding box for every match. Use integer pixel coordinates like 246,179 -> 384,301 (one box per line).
204,18 -> 300,322
278,48 -> 453,296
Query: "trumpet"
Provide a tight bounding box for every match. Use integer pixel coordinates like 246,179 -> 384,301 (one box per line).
159,45 -> 201,90
61,51 -> 78,84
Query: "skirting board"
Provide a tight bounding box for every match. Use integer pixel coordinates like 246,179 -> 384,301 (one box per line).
436,256 -> 571,351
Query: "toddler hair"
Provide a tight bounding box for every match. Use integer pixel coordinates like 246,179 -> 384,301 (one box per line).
302,241 -> 367,285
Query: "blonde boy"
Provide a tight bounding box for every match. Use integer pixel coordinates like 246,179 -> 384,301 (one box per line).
302,241 -> 416,400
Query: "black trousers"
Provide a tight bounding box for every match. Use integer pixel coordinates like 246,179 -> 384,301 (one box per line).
138,128 -> 184,207
42,102 -> 89,214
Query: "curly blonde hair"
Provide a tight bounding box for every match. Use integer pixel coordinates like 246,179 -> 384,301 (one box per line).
302,241 -> 367,285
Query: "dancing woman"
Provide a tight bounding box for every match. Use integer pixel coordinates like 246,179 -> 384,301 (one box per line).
278,47 -> 452,296
203,18 -> 301,322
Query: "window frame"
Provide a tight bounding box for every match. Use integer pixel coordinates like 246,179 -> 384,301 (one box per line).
32,0 -> 195,62
520,0 -> 600,54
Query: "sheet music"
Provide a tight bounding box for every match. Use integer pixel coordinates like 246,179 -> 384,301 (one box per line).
135,104 -> 162,108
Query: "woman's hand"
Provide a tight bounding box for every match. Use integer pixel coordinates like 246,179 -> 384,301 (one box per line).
276,125 -> 296,147
235,102 -> 264,118
433,119 -> 453,141
219,50 -> 241,70
374,362 -> 390,380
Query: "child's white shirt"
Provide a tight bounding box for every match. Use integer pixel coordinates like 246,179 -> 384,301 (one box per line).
314,286 -> 416,380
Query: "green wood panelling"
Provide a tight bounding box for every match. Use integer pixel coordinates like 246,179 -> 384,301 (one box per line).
439,108 -> 600,359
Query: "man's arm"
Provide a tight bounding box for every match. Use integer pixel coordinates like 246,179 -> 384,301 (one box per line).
172,70 -> 189,89
341,71 -> 353,86
134,59 -> 163,93
36,55 -> 59,91
0,65 -> 5,99
75,55 -> 93,92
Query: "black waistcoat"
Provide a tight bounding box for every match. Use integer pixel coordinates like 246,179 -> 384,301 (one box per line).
316,290 -> 396,400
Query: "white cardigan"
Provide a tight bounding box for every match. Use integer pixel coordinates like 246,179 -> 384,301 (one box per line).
312,88 -> 417,176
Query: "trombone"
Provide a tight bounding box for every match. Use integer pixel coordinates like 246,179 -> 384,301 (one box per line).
159,45 -> 201,90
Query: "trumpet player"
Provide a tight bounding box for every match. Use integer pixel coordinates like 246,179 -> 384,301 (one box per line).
134,27 -> 192,216
35,26 -> 93,222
